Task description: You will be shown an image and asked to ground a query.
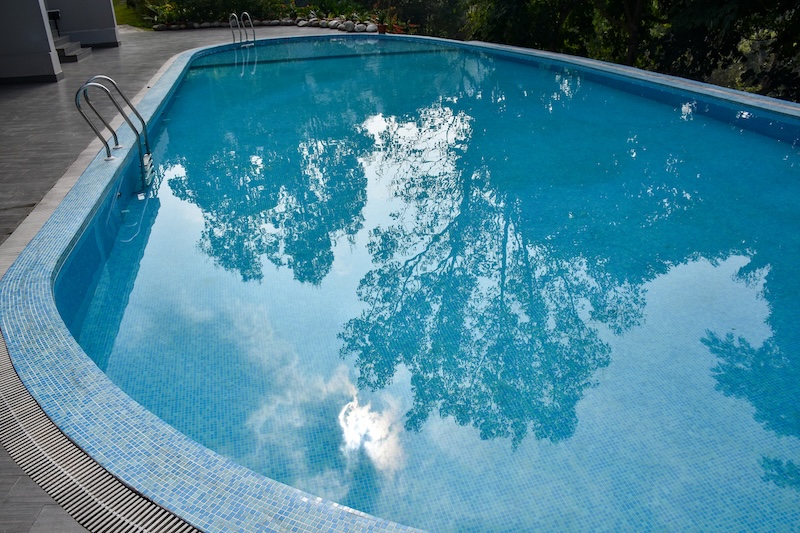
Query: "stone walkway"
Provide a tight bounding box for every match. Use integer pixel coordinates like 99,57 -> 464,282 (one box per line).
0,24 -> 324,533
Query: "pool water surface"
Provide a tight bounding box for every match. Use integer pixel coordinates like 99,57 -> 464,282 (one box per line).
53,37 -> 800,531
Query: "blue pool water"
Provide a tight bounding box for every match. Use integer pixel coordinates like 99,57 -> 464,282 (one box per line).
55,37 -> 800,531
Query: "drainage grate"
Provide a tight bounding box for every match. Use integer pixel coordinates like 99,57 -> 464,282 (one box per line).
0,333 -> 201,533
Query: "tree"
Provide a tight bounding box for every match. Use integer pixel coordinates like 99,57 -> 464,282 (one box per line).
466,0 -> 594,51
590,0 -> 662,66
462,0 -> 799,101
656,0 -> 800,100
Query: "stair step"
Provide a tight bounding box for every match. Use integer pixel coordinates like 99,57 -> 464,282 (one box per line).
58,46 -> 92,63
57,41 -> 82,56
53,35 -> 92,64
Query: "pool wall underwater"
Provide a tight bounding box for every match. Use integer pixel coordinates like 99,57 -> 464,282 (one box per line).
1,34 -> 799,533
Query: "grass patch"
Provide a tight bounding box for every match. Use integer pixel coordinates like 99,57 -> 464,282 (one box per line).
114,0 -> 151,29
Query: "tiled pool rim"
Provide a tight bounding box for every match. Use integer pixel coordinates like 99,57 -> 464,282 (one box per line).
1,34 -> 799,533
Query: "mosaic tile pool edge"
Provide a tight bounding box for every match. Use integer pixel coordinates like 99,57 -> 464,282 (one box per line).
0,34 -> 799,533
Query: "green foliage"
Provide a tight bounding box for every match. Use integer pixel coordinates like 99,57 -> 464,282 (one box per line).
394,0 -> 467,38
128,0 -> 289,23
252,0 -> 289,19
654,0 -> 799,100
461,0 -> 798,101
465,0 -> 594,54
114,0 -> 152,27
123,0 -> 798,101
465,0 -> 534,47
313,0 -> 363,17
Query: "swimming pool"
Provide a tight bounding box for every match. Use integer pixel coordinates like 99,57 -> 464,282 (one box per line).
4,34 -> 800,531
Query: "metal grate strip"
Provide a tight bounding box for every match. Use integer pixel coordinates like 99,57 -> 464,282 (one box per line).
0,332 -> 202,533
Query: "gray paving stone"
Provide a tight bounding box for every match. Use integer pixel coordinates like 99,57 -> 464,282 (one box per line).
1,478 -> 52,506
28,506 -> 86,533
0,478 -> 17,504
0,503 -> 41,533
0,449 -> 25,477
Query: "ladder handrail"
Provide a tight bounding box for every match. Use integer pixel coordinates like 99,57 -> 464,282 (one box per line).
86,75 -> 151,153
229,13 -> 242,43
81,91 -> 122,149
81,82 -> 146,179
230,12 -> 255,45
74,88 -> 114,160
75,75 -> 155,190
241,12 -> 255,43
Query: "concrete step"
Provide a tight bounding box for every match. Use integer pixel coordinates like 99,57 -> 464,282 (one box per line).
52,35 -> 70,47
58,41 -> 81,55
59,46 -> 92,63
54,37 -> 92,63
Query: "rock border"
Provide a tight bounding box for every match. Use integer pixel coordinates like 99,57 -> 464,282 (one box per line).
153,17 -> 380,33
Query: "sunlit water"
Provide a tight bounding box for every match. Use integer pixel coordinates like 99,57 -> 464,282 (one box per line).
58,38 -> 800,531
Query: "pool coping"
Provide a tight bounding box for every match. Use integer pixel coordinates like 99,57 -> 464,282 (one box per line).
0,34 -> 798,533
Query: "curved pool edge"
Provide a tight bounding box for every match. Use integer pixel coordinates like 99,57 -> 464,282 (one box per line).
0,35 -> 423,533
0,33 -> 798,533
469,40 -> 800,121
0,332 -> 200,532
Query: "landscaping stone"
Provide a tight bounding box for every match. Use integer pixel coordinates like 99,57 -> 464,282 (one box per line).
150,15 -> 391,35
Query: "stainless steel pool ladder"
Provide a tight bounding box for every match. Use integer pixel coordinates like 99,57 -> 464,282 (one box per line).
75,75 -> 155,190
230,12 -> 255,46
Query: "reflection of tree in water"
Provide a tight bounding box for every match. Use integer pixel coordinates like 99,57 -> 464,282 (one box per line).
164,47 -> 482,284
167,66 -> 375,283
703,254 -> 800,491
170,128 -> 368,283
340,91 -> 648,446
762,457 -> 800,489
337,50 -> 800,452
164,47 -> 800,460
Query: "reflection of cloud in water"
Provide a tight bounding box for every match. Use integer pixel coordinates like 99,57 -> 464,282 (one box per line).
245,357 -> 405,500
246,364 -> 354,430
361,106 -> 471,183
245,364 -> 354,501
339,395 -> 404,473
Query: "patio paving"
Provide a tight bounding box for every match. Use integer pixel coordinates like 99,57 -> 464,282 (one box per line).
0,23 -> 325,533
